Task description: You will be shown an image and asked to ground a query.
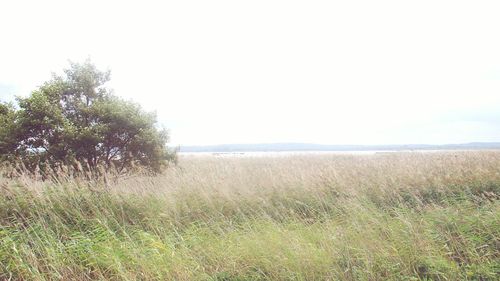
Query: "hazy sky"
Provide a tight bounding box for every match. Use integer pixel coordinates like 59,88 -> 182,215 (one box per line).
1,0 -> 500,145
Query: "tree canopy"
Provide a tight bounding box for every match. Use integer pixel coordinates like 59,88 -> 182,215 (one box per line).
0,60 -> 175,174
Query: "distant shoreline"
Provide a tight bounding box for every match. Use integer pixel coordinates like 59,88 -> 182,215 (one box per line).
178,150 -> 500,158
177,142 -> 500,153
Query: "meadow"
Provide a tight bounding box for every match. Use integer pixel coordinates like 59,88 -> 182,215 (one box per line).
0,152 -> 499,280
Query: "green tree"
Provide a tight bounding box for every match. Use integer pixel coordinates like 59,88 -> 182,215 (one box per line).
0,102 -> 19,161
2,60 -> 175,173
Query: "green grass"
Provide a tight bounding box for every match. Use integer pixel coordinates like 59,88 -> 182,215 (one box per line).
1,152 -> 499,280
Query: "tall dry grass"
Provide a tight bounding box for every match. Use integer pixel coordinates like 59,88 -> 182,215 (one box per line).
1,151 -> 499,280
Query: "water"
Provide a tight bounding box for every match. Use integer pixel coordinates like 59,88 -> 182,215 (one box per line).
177,150 -> 445,157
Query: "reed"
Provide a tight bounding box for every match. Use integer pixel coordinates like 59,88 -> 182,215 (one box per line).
1,151 -> 499,280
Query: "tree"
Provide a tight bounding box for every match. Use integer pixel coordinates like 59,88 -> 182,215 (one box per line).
0,102 -> 19,161
1,60 -> 175,174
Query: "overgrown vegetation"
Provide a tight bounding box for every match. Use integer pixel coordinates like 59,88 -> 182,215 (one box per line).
0,60 -> 175,175
0,152 -> 499,280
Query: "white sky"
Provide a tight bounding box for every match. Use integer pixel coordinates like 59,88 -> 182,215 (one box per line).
1,0 -> 500,145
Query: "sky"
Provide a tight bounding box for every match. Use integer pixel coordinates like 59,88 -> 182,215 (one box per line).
1,0 -> 500,145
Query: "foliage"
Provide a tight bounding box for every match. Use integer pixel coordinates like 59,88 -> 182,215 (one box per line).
0,102 -> 19,162
0,60 -> 175,173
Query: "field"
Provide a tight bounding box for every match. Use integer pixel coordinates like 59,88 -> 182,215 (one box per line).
0,152 -> 499,280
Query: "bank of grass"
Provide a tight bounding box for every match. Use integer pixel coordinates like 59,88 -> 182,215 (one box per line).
0,152 -> 499,280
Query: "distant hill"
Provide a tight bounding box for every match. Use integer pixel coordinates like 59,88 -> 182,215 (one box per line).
178,142 -> 500,153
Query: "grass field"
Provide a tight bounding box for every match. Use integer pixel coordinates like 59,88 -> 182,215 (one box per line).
1,152 -> 499,280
